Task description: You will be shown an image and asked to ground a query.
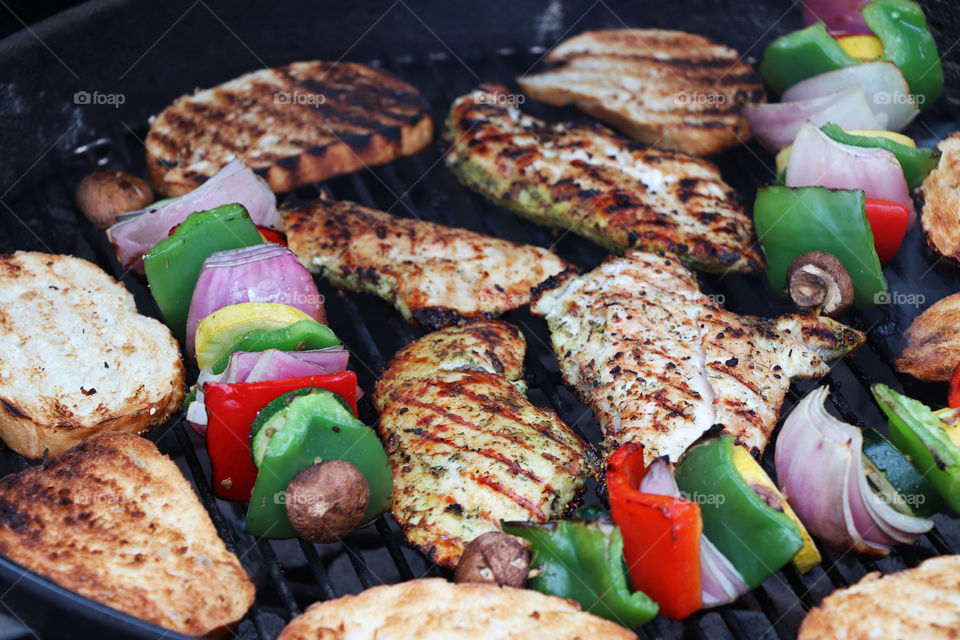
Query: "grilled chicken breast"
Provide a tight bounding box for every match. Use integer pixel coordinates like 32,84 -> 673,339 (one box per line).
444,85 -> 763,274
531,251 -> 864,461
146,61 -> 433,196
799,555 -> 960,640
373,321 -> 596,568
279,579 -> 638,640
518,29 -> 764,156
282,198 -> 570,329
0,432 -> 254,636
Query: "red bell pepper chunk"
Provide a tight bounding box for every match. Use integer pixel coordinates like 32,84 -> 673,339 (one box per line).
607,443 -> 703,619
203,371 -> 358,501
864,198 -> 909,264
169,223 -> 288,247
950,364 -> 960,409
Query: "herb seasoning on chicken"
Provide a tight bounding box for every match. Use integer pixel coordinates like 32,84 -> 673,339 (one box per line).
373,321 -> 596,568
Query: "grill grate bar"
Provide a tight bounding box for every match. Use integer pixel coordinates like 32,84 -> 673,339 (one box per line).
297,540 -> 338,602
255,539 -> 301,619
342,539 -> 378,590
374,519 -> 416,581
1,42 -> 956,640
170,423 -> 273,640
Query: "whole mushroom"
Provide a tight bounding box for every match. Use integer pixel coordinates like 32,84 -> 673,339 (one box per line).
786,251 -> 855,318
454,531 -> 530,588
285,460 -> 370,543
75,169 -> 153,229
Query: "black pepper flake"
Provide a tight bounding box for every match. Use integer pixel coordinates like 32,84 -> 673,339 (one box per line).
725,357 -> 739,367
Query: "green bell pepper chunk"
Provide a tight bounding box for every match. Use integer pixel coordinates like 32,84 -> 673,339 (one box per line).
753,186 -> 886,307
760,21 -> 860,95
143,203 -> 265,342
819,124 -> 941,190
872,384 -> 960,514
210,319 -> 341,374
503,507 -> 658,628
863,0 -> 944,107
674,435 -> 802,589
245,389 -> 393,538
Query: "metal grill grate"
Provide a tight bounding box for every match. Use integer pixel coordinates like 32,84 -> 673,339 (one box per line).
1,46 -> 959,640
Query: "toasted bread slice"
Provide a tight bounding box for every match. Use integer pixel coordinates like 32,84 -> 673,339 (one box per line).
278,578 -> 636,640
895,292 -> 960,382
799,555 -> 960,639
0,432 -> 255,635
282,198 -> 570,329
0,252 -> 184,458
921,132 -> 960,262
145,61 -> 433,196
518,29 -> 764,156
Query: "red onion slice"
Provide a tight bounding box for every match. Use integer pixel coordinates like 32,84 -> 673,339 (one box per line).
184,347 -> 351,435
802,1 -> 872,34
785,123 -> 915,227
185,243 -> 326,358
639,458 -> 749,609
744,86 -> 886,151
221,348 -> 350,384
107,160 -> 282,274
775,387 -> 932,557
700,536 -> 749,608
638,458 -> 679,497
781,62 -> 918,132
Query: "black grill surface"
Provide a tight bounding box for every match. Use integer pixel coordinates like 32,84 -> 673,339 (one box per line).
1,3 -> 959,639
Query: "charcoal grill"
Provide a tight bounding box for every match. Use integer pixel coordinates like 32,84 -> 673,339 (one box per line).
0,1 -> 959,638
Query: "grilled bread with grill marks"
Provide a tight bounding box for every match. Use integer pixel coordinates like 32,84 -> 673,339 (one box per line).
799,555 -> 960,640
921,132 -> 960,263
444,85 -> 763,274
0,252 -> 184,459
278,578 -> 637,640
532,252 -> 864,462
518,29 -> 764,156
145,61 -> 433,196
282,198 -> 570,329
373,322 -> 596,568
0,432 -> 255,636
895,292 -> 960,382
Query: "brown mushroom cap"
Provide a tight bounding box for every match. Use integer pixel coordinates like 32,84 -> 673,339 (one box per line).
75,169 -> 153,229
454,531 -> 530,588
285,460 -> 370,544
786,251 -> 855,318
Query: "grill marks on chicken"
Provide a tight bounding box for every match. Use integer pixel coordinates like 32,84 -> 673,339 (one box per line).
531,252 -> 864,462
373,321 -> 596,568
282,198 -> 570,329
444,85 -> 763,274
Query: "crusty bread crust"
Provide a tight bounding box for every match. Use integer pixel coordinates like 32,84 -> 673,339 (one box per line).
0,432 -> 255,635
278,579 -> 636,640
799,555 -> 960,640
0,252 -> 184,458
921,132 -> 960,263
145,61 -> 434,196
895,292 -> 960,382
518,29 -> 764,156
